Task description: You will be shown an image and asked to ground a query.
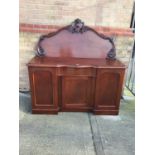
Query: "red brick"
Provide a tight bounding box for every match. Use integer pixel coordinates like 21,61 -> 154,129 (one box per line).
19,23 -> 134,37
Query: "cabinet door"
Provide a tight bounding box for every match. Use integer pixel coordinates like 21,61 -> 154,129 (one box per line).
28,67 -> 58,114
61,76 -> 95,111
95,69 -> 125,115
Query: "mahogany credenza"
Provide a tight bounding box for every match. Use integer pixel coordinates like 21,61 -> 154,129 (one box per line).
27,19 -> 126,115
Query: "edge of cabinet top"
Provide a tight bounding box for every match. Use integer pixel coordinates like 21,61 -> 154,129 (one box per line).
27,56 -> 126,69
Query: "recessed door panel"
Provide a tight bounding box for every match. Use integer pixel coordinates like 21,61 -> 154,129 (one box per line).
95,70 -> 121,109
32,70 -> 53,106
28,67 -> 59,114
62,76 -> 94,109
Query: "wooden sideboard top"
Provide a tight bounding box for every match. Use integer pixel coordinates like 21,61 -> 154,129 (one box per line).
28,56 -> 126,69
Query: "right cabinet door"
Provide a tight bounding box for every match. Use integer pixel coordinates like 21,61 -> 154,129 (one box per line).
94,69 -> 125,115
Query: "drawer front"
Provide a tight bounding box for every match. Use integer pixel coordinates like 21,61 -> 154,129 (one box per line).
61,67 -> 96,76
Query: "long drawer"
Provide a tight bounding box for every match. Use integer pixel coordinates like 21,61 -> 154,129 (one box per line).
57,67 -> 96,76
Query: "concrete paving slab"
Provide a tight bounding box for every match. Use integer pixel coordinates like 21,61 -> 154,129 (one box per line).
19,92 -> 135,155
90,99 -> 135,155
19,93 -> 95,155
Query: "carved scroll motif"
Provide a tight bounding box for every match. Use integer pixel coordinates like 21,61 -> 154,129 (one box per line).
36,36 -> 45,56
107,48 -> 116,60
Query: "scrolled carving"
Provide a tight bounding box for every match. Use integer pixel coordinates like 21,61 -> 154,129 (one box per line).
99,34 -> 116,60
68,18 -> 87,33
36,36 -> 45,56
36,46 -> 45,56
106,48 -> 116,60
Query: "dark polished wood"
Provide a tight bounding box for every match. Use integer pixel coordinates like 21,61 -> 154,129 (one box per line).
28,57 -> 125,115
27,19 -> 126,115
28,57 -> 125,68
28,67 -> 59,114
94,69 -> 125,114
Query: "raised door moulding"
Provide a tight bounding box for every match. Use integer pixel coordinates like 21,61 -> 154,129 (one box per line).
36,19 -> 116,60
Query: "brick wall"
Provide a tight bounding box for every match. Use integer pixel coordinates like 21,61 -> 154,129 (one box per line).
19,0 -> 134,90
20,0 -> 134,28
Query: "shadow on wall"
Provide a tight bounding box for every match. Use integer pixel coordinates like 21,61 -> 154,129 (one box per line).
19,93 -> 31,114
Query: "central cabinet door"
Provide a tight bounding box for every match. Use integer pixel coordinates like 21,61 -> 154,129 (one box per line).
61,68 -> 95,111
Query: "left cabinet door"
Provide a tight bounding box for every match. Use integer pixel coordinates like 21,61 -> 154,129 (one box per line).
28,67 -> 59,114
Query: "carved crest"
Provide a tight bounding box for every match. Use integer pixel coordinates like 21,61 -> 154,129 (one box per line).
68,19 -> 87,33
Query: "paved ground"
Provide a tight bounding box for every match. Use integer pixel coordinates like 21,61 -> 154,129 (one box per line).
19,91 -> 135,155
